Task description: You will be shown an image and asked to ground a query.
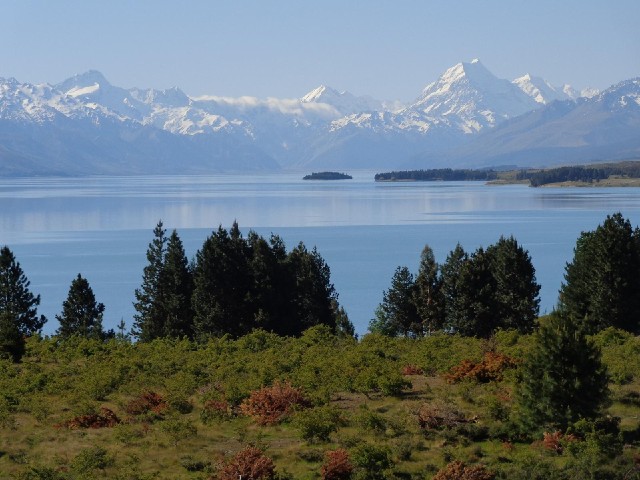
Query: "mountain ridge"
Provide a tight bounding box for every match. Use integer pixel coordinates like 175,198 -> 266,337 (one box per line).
1,60 -> 636,176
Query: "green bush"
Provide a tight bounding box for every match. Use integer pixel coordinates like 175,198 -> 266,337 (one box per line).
71,446 -> 114,474
294,405 -> 345,443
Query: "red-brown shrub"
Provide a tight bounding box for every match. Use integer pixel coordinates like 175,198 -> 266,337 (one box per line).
240,381 -> 310,425
417,403 -> 473,431
125,391 -> 168,417
57,407 -> 120,429
216,446 -> 276,480
321,449 -> 353,480
542,431 -> 577,454
401,364 -> 424,375
432,460 -> 495,480
444,352 -> 517,383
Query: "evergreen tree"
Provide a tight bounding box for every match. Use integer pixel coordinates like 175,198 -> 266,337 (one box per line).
414,245 -> 444,333
446,248 -> 497,337
286,243 -> 338,335
56,274 -> 105,340
516,312 -> 609,433
0,311 -> 25,361
192,224 -> 253,338
0,246 -> 46,336
559,213 -> 640,334
485,236 -> 540,333
133,221 -> 167,341
439,243 -> 468,330
370,266 -> 421,337
160,230 -> 194,339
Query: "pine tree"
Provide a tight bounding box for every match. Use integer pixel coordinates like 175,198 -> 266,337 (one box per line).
370,266 -> 420,337
559,213 -> 640,334
439,243 -> 468,330
0,246 -> 46,336
0,311 -> 25,361
193,224 -> 253,338
414,245 -> 444,333
286,243 -> 338,335
160,230 -> 193,339
516,312 -> 609,434
485,236 -> 540,333
56,274 -> 105,340
446,248 -> 497,337
133,221 -> 167,341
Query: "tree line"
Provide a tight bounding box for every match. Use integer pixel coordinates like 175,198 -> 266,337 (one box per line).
373,212 -> 640,338
370,236 -> 541,338
374,168 -> 498,182
517,162 -> 640,187
132,221 -> 348,342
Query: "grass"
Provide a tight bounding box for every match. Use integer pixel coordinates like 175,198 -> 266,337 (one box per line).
0,330 -> 639,479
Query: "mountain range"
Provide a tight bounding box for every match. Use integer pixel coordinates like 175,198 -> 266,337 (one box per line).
0,60 -> 638,176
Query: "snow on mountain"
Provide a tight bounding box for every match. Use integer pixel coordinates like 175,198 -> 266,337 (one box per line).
409,59 -> 540,132
410,77 -> 640,169
0,63 -> 635,175
512,74 -> 571,104
301,85 -> 383,115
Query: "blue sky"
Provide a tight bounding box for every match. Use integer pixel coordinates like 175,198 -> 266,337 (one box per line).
1,0 -> 638,101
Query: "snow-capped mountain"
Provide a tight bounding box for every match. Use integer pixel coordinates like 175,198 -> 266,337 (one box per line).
0,61 -> 633,175
513,74 -> 573,104
410,78 -> 640,168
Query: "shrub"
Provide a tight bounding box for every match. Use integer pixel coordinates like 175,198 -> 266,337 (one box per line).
294,405 -> 345,443
160,417 -> 197,445
240,381 -> 310,425
417,403 -> 474,432
71,446 -> 114,474
432,460 -> 495,480
201,399 -> 234,423
125,391 -> 167,419
349,443 -> 393,480
444,352 -> 517,383
216,446 -> 276,480
56,407 -> 120,429
542,431 -> 577,454
321,449 -> 353,480
401,364 -> 423,375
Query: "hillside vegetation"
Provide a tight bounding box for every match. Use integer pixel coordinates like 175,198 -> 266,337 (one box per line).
0,328 -> 639,479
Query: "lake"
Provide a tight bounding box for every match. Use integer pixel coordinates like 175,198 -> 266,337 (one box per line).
2,171 -> 640,336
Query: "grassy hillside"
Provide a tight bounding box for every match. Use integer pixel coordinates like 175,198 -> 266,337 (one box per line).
1,327 -> 639,479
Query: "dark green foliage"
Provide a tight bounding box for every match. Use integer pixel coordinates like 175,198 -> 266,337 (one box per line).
133,221 -> 168,341
134,223 -> 194,341
414,245 -> 444,333
447,247 -> 497,337
349,443 -> 393,480
485,236 -> 540,333
56,274 -> 105,340
440,243 -> 468,329
0,246 -> 46,336
516,312 -> 610,434
370,266 -> 420,337
193,224 -> 339,339
559,213 -> 640,334
0,311 -> 25,361
519,166 -> 608,186
160,230 -> 194,338
374,168 -> 498,182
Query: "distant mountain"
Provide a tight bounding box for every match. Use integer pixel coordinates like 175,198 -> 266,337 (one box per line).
410,78 -> 640,168
0,61 -> 631,176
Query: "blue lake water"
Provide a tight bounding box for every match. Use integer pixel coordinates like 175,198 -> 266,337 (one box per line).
2,171 -> 640,336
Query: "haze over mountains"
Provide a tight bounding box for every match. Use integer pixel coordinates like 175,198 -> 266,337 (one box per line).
0,59 -> 638,176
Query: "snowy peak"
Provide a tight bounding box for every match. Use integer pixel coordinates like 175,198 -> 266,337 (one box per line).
56,70 -> 112,94
410,59 -> 539,133
301,84 -> 382,115
512,74 -> 571,104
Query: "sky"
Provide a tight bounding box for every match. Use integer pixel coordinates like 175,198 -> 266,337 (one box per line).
1,0 -> 638,102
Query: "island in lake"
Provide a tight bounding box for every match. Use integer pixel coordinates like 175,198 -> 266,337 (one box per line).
303,171 -> 353,180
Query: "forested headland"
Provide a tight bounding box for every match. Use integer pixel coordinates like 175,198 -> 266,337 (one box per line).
374,160 -> 640,187
0,214 -> 639,479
